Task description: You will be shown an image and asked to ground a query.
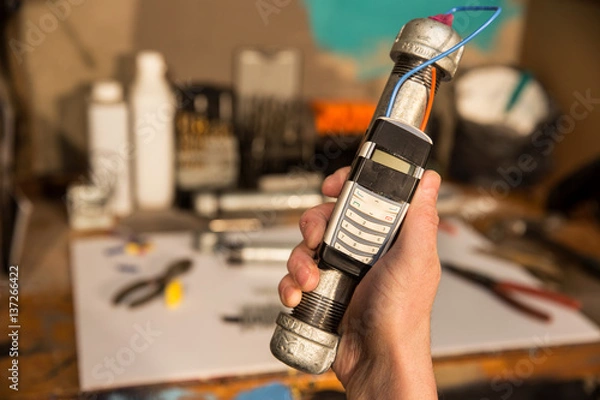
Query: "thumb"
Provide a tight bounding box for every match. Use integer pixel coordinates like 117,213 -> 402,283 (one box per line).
381,170 -> 441,275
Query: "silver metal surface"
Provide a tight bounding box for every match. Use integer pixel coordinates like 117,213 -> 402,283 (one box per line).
388,79 -> 430,127
414,166 -> 425,179
391,18 -> 464,81
370,18 -> 463,126
270,313 -> 339,374
228,245 -> 293,264
195,191 -> 325,217
323,181 -> 355,246
312,267 -> 356,304
357,141 -> 376,159
271,16 -> 464,375
270,268 -> 357,373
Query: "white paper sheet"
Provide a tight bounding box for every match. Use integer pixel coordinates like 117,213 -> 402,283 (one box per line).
71,222 -> 600,391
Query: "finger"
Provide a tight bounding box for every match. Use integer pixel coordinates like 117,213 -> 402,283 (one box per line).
383,170 -> 441,271
278,274 -> 302,307
299,202 -> 336,250
322,167 -> 351,198
287,243 -> 319,292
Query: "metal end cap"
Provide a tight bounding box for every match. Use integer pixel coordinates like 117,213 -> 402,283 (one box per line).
270,313 -> 339,375
391,18 -> 464,81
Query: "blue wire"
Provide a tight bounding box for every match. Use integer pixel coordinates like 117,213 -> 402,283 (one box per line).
445,5 -> 501,14
384,5 -> 502,118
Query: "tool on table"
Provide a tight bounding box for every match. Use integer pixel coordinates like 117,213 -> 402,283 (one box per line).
226,243 -> 295,265
195,191 -> 325,219
271,6 -> 502,374
194,218 -> 264,254
475,245 -> 564,284
489,217 -> 600,279
104,234 -> 154,257
164,280 -> 184,309
124,239 -> 154,256
113,259 -> 192,308
116,263 -> 139,274
222,303 -> 284,329
444,263 -> 580,322
208,218 -> 263,233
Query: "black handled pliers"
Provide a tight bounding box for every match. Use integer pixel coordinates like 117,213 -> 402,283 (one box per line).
113,259 -> 193,308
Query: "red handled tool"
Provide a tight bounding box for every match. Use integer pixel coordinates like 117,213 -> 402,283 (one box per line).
444,263 -> 581,322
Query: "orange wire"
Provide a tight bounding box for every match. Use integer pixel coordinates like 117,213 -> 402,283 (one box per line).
420,67 -> 437,131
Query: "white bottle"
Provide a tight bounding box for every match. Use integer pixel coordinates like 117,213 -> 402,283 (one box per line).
130,51 -> 176,210
88,80 -> 132,217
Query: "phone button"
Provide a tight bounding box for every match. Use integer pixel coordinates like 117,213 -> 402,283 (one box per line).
350,199 -> 363,210
334,243 -> 374,265
351,199 -> 397,224
345,209 -> 391,234
341,221 -> 385,245
360,256 -> 374,264
349,194 -> 398,224
354,187 -> 401,213
337,232 -> 379,255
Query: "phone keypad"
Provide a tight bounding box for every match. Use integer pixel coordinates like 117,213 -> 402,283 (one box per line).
345,210 -> 390,234
341,220 -> 385,244
332,185 -> 405,265
348,196 -> 397,224
334,243 -> 373,264
337,231 -> 379,255
354,187 -> 401,214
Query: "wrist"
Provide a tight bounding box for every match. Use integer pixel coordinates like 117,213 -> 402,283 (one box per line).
388,321 -> 437,400
344,321 -> 437,400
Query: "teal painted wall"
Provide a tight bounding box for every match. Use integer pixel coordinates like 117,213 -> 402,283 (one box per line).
303,0 -> 521,78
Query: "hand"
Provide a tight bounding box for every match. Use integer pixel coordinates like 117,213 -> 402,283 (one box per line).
278,167 -> 442,400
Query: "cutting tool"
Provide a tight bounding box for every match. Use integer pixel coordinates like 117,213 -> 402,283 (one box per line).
113,259 -> 192,308
444,262 -> 580,322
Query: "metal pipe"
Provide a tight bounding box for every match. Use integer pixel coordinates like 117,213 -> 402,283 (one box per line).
270,17 -> 465,375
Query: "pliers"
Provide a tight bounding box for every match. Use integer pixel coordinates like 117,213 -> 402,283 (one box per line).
443,263 -> 581,322
113,259 -> 193,308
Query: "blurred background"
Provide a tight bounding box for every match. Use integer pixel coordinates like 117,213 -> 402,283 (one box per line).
6,0 -> 599,194
1,0 -> 600,399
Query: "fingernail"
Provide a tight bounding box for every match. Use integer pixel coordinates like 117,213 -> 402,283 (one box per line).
322,175 -> 335,191
283,285 -> 299,306
421,172 -> 441,195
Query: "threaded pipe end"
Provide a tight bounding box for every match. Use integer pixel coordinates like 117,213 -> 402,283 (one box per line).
291,290 -> 348,333
392,55 -> 441,92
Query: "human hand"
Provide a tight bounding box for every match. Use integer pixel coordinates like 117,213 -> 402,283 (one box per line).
278,167 -> 442,400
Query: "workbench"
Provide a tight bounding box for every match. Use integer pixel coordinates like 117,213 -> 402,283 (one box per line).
2,196 -> 600,400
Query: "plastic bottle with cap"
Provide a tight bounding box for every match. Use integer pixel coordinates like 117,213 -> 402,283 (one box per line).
88,80 -> 132,216
130,51 -> 176,210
